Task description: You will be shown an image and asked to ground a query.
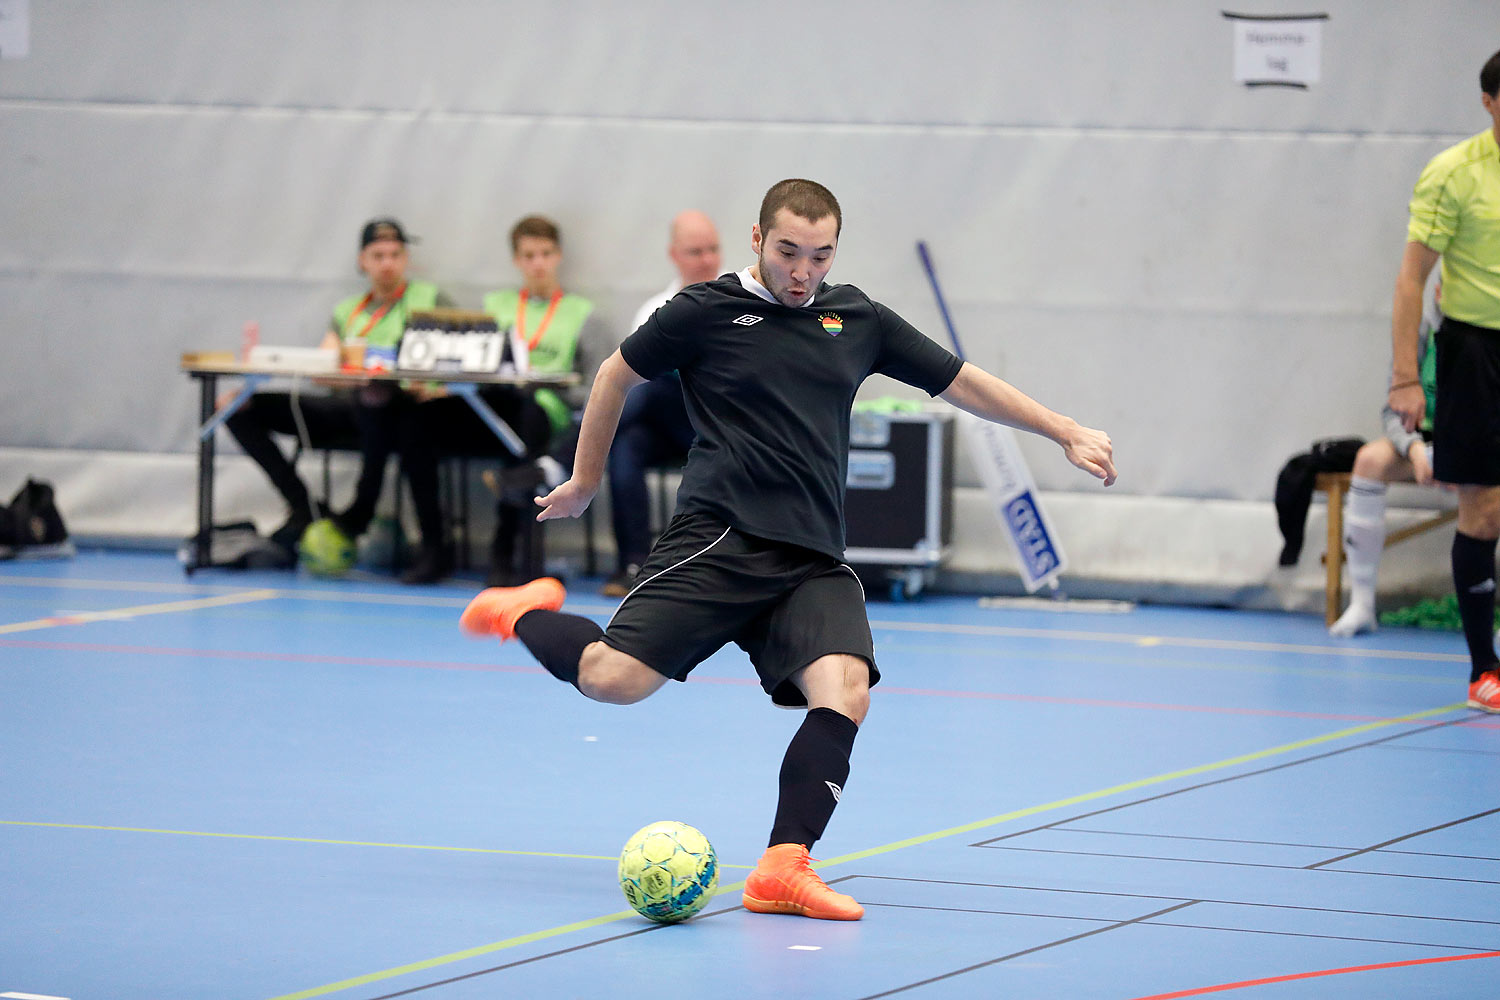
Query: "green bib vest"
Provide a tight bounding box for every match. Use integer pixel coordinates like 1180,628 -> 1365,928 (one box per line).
1420,329 -> 1437,433
333,280 -> 440,349
483,288 -> 593,434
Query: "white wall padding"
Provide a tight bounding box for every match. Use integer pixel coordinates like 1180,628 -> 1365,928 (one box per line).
2,1 -> 1494,600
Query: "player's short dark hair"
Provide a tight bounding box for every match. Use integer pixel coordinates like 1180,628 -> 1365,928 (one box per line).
1482,48 -> 1500,98
510,215 -> 561,253
758,179 -> 842,238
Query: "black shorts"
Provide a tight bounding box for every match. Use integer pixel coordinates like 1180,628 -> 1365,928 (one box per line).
601,512 -> 878,707
1433,316 -> 1500,486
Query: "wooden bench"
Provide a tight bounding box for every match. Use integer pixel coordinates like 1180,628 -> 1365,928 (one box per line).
1316,471 -> 1459,626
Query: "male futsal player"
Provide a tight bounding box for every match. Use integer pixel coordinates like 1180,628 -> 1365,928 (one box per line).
461,179 -> 1117,919
1389,48 -> 1500,712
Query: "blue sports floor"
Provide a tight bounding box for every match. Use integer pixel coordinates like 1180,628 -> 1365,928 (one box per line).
3,551 -> 1497,999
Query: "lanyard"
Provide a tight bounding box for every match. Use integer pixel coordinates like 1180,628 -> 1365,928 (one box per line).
346,282 -> 407,341
516,288 -> 563,349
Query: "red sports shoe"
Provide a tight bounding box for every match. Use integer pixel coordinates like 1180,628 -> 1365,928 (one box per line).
1468,670 -> 1500,713
742,843 -> 864,920
459,577 -> 566,641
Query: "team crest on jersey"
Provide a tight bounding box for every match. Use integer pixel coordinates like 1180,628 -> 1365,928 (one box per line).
819,313 -> 844,336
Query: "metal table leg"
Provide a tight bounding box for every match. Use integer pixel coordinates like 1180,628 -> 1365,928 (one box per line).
191,373 -> 217,573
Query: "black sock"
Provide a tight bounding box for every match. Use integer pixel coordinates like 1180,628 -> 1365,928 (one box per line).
513,610 -> 603,689
767,707 -> 859,849
1451,532 -> 1499,682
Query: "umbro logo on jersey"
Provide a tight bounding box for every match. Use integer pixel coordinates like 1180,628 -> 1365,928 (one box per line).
732,314 -> 764,326
825,781 -> 842,802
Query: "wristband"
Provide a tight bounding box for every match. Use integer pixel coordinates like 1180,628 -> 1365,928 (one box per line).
1388,379 -> 1421,392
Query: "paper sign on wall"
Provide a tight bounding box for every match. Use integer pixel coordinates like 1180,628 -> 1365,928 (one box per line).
1224,11 -> 1327,89
0,0 -> 29,59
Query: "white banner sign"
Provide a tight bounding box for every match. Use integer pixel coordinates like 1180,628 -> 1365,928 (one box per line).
1227,13 -> 1326,88
960,411 -> 1067,592
0,0 -> 29,59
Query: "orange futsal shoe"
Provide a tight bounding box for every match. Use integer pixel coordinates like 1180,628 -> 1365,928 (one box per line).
742,843 -> 864,921
459,577 -> 566,641
1468,670 -> 1500,713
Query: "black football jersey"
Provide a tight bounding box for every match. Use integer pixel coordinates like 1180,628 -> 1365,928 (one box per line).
620,273 -> 962,559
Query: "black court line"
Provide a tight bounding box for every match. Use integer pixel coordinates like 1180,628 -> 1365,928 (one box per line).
1143,920 -> 1493,954
854,874 -> 1185,902
983,845 -> 1500,885
359,878 -> 853,999
1384,848 -> 1500,863
864,899 -> 1122,923
1307,806 -> 1500,869
858,903 -> 1497,953
1373,743 -> 1500,758
358,723 -> 1468,999
971,718 -> 1463,848
863,902 -> 1118,921
852,872 -> 1499,1000
853,900 -> 1201,1000
984,845 -> 1500,881
1324,869 -> 1500,886
359,922 -> 670,999
1059,826 -> 1500,863
1058,827 -> 1350,850
986,845 -> 1332,870
851,875 -> 1500,927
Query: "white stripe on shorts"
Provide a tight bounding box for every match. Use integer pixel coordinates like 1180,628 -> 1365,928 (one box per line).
838,562 -> 866,601
605,524 -> 734,630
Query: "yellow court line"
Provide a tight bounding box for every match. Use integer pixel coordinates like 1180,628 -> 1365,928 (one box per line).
0,820 -> 758,870
0,589 -> 280,634
263,701 -> 1467,1000
815,701 -> 1466,865
0,821 -> 632,864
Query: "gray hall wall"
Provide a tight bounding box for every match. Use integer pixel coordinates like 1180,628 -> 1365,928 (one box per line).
1,1 -> 1493,603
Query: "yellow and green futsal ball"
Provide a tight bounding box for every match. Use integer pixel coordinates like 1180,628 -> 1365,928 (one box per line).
618,820 -> 719,923
298,518 -> 355,577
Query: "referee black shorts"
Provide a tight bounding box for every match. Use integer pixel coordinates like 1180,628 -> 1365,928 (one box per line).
1434,316 -> 1500,486
601,512 -> 879,707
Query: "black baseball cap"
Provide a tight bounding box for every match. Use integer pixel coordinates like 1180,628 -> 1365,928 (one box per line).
360,217 -> 417,248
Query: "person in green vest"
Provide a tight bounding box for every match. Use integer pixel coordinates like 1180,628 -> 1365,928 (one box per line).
1391,48 -> 1500,712
224,218 -> 450,562
396,214 -> 604,585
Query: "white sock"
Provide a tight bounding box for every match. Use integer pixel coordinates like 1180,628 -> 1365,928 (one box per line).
1330,476 -> 1387,636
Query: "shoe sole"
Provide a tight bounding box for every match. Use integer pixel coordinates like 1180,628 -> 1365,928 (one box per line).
1466,698 -> 1500,713
741,892 -> 863,920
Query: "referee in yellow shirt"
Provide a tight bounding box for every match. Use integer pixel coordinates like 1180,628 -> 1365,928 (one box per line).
1391,47 -> 1500,712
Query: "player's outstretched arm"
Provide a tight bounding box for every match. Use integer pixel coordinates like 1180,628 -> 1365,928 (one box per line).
939,361 -> 1116,486
535,349 -> 647,521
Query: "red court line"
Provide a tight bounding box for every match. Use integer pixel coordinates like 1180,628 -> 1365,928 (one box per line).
873,684 -> 1393,722
0,637 -> 542,674
3,637 -> 1485,725
1127,949 -> 1500,999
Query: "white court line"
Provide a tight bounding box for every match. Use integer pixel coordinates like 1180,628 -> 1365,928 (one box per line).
2,992 -> 73,999
0,572 -> 1465,662
0,590 -> 279,635
0,574 -> 246,595
867,618 -> 1469,663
